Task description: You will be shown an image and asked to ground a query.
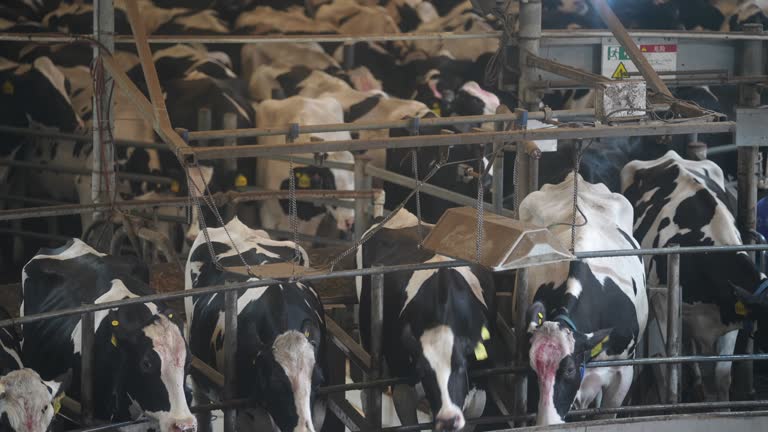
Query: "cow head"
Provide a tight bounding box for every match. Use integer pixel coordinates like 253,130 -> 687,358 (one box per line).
0,368 -> 70,432
107,306 -> 196,432
525,302 -> 611,425
400,323 -> 487,431
278,158 -> 356,233
247,320 -> 324,432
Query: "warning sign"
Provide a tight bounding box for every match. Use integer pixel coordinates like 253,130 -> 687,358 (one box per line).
601,38 -> 677,79
611,62 -> 630,79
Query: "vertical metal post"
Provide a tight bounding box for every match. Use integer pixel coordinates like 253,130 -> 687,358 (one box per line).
222,113 -> 239,220
734,23 -> 764,401
91,0 -> 115,224
493,114 -> 506,215
364,266 -> 383,428
223,290 -> 238,432
80,311 -> 95,426
513,267 -> 529,425
343,43 -> 355,70
666,250 -> 681,404
517,0 -> 542,208
197,108 -> 212,145
354,155 -> 370,242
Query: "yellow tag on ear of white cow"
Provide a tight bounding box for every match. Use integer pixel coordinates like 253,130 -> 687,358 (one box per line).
111,334 -> 118,347
590,335 -> 610,359
736,301 -> 748,317
111,320 -> 119,327
297,173 -> 311,189
537,312 -> 544,325
234,174 -> 247,187
474,342 -> 488,361
53,392 -> 64,415
2,81 -> 13,95
170,180 -> 180,193
481,326 -> 490,341
168,313 -> 174,319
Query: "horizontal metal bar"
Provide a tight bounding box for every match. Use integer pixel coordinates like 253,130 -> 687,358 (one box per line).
4,29 -> 768,46
575,243 -> 768,258
0,125 -> 168,150
0,189 -> 379,221
0,194 -> 68,206
380,401 -> 768,432
185,121 -> 735,160
708,144 -> 738,155
364,164 -> 516,217
186,109 -> 595,141
0,259 -> 471,329
529,75 -> 768,90
0,160 -> 174,185
0,31 -> 500,44
589,353 -> 768,368
0,228 -> 71,242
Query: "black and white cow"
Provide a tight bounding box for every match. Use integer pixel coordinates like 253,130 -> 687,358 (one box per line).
184,217 -> 326,432
622,150 -> 768,401
357,208 -> 494,431
255,96 -> 356,237
21,239 -> 196,432
0,306 -> 72,432
519,173 -> 647,425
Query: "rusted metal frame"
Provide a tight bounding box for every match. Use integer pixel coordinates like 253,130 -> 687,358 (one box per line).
0,189 -> 380,221
526,53 -> 611,87
184,121 -> 735,161
185,109 -> 595,141
327,395 -> 373,431
325,316 -> 373,374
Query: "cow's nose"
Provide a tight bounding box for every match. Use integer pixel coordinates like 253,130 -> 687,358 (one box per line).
434,415 -> 463,432
172,420 -> 196,432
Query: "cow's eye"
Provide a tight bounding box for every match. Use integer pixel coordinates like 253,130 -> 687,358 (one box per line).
140,355 -> 154,373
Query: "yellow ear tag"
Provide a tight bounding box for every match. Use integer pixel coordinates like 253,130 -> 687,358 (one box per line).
2,80 -> 13,95
474,342 -> 488,361
111,335 -> 118,347
736,301 -> 748,317
170,180 -> 180,193
52,392 -> 64,415
590,335 -> 610,359
537,312 -> 544,326
168,313 -> 173,319
234,174 -> 248,187
111,320 -> 119,327
304,330 -> 310,338
481,326 -> 490,341
297,173 -> 311,189
431,102 -> 441,116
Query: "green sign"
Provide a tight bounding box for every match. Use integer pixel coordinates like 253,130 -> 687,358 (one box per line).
606,46 -> 630,61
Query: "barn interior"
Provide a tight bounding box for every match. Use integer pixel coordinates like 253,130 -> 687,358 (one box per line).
2,0 -> 768,431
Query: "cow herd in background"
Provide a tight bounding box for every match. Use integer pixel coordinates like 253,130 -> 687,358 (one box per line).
2,0 -> 768,431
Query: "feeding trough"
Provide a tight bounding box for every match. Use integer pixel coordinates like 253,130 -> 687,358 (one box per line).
423,206 -> 574,271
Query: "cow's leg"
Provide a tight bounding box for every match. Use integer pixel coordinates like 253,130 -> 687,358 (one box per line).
392,384 -> 419,426
689,338 -> 707,402
715,330 -> 738,402
574,369 -> 606,410
460,388 -> 486,432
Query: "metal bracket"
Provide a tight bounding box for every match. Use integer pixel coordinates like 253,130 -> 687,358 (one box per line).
407,116 -> 421,136
514,108 -> 528,130
287,123 -> 300,143
736,108 -> 768,147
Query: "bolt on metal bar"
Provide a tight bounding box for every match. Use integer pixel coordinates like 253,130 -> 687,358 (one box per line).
666,249 -> 681,404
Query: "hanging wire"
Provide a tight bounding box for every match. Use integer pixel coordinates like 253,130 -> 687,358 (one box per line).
475,145 -> 486,263
411,149 -> 424,246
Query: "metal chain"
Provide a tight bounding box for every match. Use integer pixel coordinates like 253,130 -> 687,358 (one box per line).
187,164 -> 254,276
327,148 -> 451,272
570,141 -> 584,253
411,150 -> 424,246
288,158 -> 301,275
475,145 -> 486,263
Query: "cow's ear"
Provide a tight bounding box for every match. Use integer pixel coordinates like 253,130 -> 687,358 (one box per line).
45,369 -> 71,406
577,328 -> 612,360
526,301 -> 547,334
301,319 -> 322,349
